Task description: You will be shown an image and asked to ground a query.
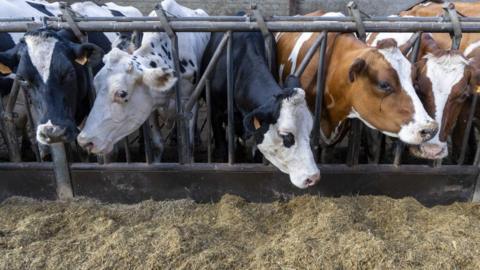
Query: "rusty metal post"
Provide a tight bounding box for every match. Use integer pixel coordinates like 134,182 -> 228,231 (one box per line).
51,143 -> 74,200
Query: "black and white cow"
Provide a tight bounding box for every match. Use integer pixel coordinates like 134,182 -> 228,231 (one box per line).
203,30 -> 320,189
0,0 -> 142,148
77,0 -> 209,156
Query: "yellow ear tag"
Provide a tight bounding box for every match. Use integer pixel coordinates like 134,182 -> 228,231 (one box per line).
253,117 -> 261,130
476,86 -> 480,94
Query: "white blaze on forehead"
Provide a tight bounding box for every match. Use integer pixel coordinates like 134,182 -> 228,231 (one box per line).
25,35 -> 57,83
370,32 -> 413,48
378,47 -> 431,124
424,53 -> 469,143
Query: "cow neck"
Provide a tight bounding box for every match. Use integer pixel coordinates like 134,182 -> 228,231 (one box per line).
320,34 -> 365,142
236,42 -> 283,114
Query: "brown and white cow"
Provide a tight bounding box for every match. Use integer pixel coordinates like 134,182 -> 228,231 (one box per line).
390,1 -> 480,160
276,11 -> 438,147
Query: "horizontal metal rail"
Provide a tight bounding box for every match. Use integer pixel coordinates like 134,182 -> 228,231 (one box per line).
3,20 -> 480,33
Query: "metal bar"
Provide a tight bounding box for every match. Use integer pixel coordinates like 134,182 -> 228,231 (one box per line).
443,2 -> 462,51
1,79 -> 21,162
123,137 -> 131,163
347,1 -> 366,41
21,87 -> 41,162
311,31 -> 328,161
142,123 -> 153,164
252,6 -> 273,72
206,79 -> 212,164
227,30 -> 235,165
458,94 -> 478,165
50,143 -> 73,200
7,20 -> 480,33
346,120 -> 363,166
294,31 -> 326,78
59,2 -> 86,42
36,15 -> 480,23
184,31 -> 231,112
156,4 -> 191,164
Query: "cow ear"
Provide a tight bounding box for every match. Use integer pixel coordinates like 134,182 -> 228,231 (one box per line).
73,43 -> 104,67
0,46 -> 19,75
142,67 -> 177,92
349,58 -> 366,82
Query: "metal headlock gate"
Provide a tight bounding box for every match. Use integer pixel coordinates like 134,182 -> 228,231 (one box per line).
1,2 -> 480,206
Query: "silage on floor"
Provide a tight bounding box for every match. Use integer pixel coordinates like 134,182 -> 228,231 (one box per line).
0,194 -> 479,270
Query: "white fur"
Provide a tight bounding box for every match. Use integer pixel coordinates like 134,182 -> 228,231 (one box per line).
464,40 -> 480,58
420,53 -> 469,157
378,47 -> 436,144
257,88 -> 319,189
25,35 -> 56,83
78,0 -> 209,154
36,119 -> 54,144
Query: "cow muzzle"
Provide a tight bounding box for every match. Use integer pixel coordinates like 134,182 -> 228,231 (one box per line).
409,142 -> 448,160
36,120 -> 74,144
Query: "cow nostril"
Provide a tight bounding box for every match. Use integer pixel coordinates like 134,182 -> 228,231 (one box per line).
305,178 -> 313,186
82,142 -> 94,152
420,128 -> 435,140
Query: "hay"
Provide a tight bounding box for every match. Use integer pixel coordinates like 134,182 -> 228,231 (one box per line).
0,195 -> 479,269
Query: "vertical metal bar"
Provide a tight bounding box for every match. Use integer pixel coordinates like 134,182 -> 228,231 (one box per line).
311,31 -> 328,161
142,123 -> 153,164
206,79 -> 212,164
156,5 -> 191,164
50,143 -> 73,200
227,30 -> 235,165
393,141 -> 404,167
1,79 -> 21,162
21,87 -> 41,162
458,94 -> 478,165
123,137 -> 131,163
252,6 -> 272,72
346,120 -> 363,166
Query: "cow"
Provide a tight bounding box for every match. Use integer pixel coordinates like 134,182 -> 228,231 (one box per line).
381,1 -> 480,161
202,28 -> 320,189
276,11 -> 438,151
76,0 -> 209,160
0,0 -> 142,160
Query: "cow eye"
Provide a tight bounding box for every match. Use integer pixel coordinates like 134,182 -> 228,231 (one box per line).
113,90 -> 129,104
280,132 -> 295,148
378,81 -> 392,92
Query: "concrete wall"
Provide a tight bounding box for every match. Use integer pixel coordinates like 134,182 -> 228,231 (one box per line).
65,0 -> 431,16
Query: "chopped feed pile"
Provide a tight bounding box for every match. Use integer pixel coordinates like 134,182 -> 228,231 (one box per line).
1,195 -> 479,269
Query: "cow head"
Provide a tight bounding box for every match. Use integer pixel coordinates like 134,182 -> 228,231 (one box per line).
77,48 -> 177,154
0,29 -> 103,145
346,38 -> 438,145
244,85 -> 320,189
408,35 -> 480,160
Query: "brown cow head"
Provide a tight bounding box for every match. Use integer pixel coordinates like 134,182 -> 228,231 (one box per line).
346,39 -> 438,145
408,34 -> 480,160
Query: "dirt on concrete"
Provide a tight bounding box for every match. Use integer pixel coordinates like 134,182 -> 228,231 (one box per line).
0,194 -> 479,269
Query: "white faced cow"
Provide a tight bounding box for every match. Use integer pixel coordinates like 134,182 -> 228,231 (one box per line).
77,0 -> 210,155
0,0 -> 142,156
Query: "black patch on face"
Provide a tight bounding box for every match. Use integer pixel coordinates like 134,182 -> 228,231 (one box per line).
193,71 -> 197,84
280,133 -> 295,148
188,60 -> 195,67
180,59 -> 188,67
26,1 -> 54,16
243,88 -> 298,145
150,42 -> 155,48
161,45 -> 171,60
150,61 -> 157,68
150,52 -> 155,55
179,64 -> 186,73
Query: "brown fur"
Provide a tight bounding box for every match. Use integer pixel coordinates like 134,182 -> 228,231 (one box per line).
276,11 -> 416,139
